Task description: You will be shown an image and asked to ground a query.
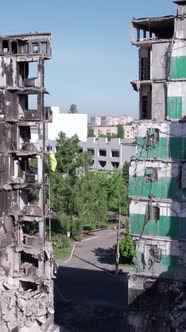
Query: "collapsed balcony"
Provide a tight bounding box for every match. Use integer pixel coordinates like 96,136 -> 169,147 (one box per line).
131,15 -> 175,45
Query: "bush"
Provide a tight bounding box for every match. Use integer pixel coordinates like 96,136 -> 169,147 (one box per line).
52,234 -> 70,249
120,234 -> 136,264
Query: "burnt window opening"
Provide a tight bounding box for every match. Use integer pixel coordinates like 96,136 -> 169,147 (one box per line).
142,96 -> 148,119
148,206 -> 160,221
20,126 -> 31,143
149,245 -> 161,263
99,149 -> 107,157
111,162 -> 119,169
20,280 -> 38,291
144,168 -> 158,183
22,221 -> 39,236
99,160 -> 106,168
112,150 -> 120,158
146,128 -> 159,147
2,40 -> 9,54
32,43 -> 39,54
87,149 -> 94,155
21,251 -> 38,268
28,94 -> 37,111
140,53 -> 150,80
27,188 -> 39,202
12,41 -> 18,54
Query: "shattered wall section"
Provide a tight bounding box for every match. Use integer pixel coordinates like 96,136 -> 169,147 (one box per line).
0,33 -> 58,332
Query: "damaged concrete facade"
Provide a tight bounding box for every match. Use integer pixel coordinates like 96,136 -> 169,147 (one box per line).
128,1 -> 186,331
0,33 -> 58,332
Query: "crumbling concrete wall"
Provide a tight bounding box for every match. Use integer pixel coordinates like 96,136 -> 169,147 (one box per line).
0,33 -> 58,332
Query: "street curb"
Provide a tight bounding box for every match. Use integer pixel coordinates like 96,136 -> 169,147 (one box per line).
64,241 -> 79,264
63,235 -> 98,264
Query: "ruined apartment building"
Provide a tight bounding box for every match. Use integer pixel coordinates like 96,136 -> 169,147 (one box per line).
128,1 -> 186,331
0,33 -> 58,332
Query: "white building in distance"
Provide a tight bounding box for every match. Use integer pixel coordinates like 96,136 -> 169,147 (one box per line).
47,107 -> 88,144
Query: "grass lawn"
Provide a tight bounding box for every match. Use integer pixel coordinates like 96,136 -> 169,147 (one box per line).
54,241 -> 74,261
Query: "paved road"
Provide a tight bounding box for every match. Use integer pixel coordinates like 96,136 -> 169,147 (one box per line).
54,229 -> 128,332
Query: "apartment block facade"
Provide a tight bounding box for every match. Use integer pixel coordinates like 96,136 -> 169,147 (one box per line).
128,1 -> 186,330
0,33 -> 58,332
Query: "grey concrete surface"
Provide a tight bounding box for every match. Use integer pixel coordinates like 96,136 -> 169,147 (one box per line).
54,229 -> 128,332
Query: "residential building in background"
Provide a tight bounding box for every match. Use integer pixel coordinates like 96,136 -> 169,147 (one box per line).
47,107 -> 88,145
80,137 -> 136,171
90,114 -> 133,126
0,33 -> 58,331
128,1 -> 186,330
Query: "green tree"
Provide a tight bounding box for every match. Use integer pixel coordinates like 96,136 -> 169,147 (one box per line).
68,104 -> 78,113
122,161 -> 129,188
120,220 -> 136,264
117,124 -> 124,139
88,127 -> 95,137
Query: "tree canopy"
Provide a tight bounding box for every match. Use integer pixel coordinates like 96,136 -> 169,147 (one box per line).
68,104 -> 78,113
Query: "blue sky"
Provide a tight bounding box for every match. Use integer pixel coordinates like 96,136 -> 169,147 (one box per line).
3,0 -> 176,117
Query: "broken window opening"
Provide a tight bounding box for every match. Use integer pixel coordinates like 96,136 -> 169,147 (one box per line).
148,206 -> 160,221
21,251 -> 38,268
22,221 -> 39,236
41,42 -> 47,54
145,128 -> 159,149
99,149 -> 107,157
28,94 -> 37,111
28,62 -> 38,79
99,160 -> 106,168
2,40 -> 9,54
23,43 -> 29,54
20,280 -> 38,291
32,43 -> 39,54
149,245 -> 161,263
144,168 -> 158,183
140,54 -> 150,80
111,150 -> 120,158
27,188 -> 39,203
111,162 -> 119,168
142,95 -> 148,119
12,41 -> 17,54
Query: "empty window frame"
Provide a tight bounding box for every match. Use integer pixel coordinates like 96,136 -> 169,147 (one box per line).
2,40 -> 9,54
140,54 -> 150,80
23,43 -> 29,54
144,168 -> 158,183
87,148 -> 94,155
41,42 -> 47,54
142,95 -> 148,119
111,162 -> 119,168
111,150 -> 120,158
28,62 -> 38,78
148,206 -> 160,221
12,41 -> 18,54
28,95 -> 37,110
147,128 -> 159,144
32,43 -> 39,54
99,160 -> 106,168
99,149 -> 107,157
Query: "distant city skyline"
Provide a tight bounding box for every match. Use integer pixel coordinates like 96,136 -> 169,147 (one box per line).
2,0 -> 176,116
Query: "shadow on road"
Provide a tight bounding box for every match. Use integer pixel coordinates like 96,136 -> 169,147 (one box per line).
92,247 -> 115,265
54,265 -> 128,331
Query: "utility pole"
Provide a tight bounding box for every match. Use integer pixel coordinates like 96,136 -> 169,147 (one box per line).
115,203 -> 121,275
48,175 -> 51,241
